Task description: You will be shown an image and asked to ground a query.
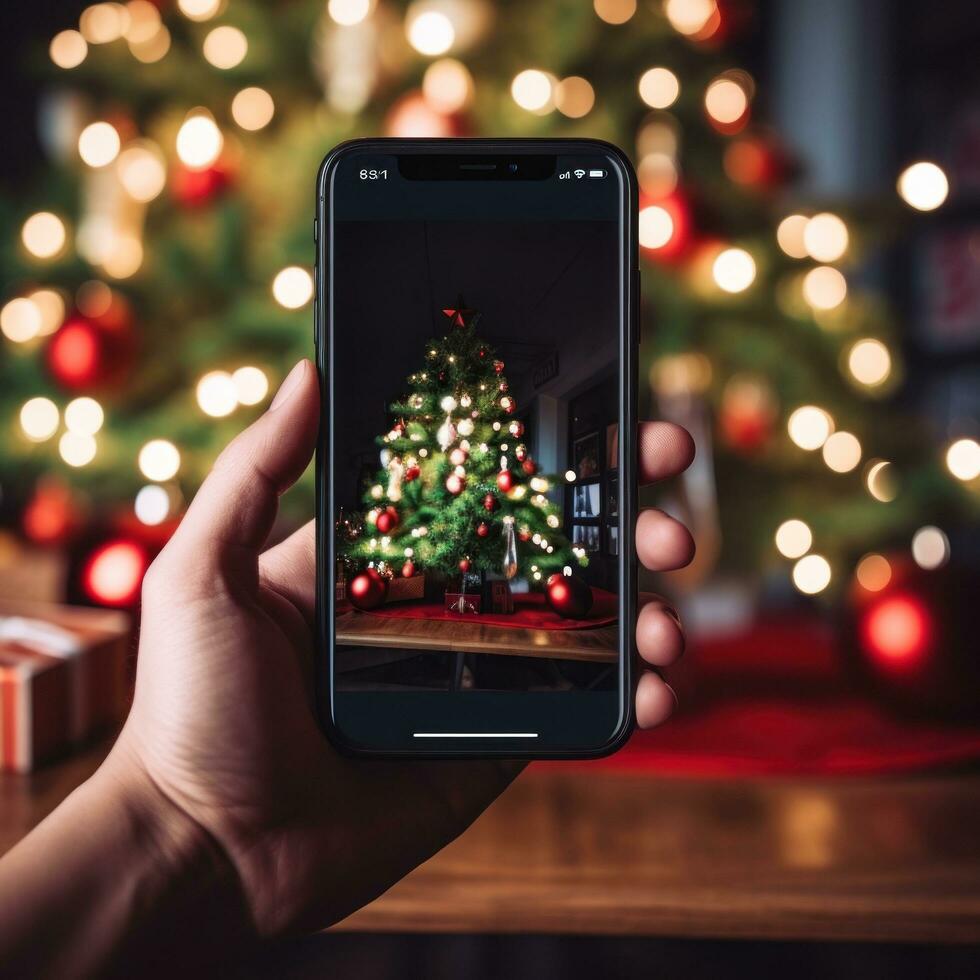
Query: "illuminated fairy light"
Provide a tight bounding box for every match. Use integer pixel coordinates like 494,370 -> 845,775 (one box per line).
64,396 -> 104,435
945,438 -> 980,481
897,161 -> 948,212
129,24 -> 170,62
787,405 -> 834,451
803,212 -> 848,263
638,67 -> 679,109
565,470 -> 576,482
84,540 -> 146,606
855,553 -> 891,592
704,78 -> 748,125
22,212 -> 67,259
231,87 -> 275,131
664,0 -> 717,36
177,0 -> 222,21
555,76 -> 595,118
422,58 -> 473,114
29,289 -> 66,336
1,297 -> 42,343
232,366 -> 269,406
50,29 -> 88,69
101,233 -> 144,279
847,338 -> 891,387
511,69 -> 556,113
406,10 -> 455,56
135,484 -> 170,526
59,431 -> 97,467
271,266 -> 314,310
20,398 -> 60,442
76,280 -> 112,318
78,121 -> 121,168
776,214 -> 809,259
774,519 -> 812,559
124,1 -> 161,43
196,370 -> 238,417
117,142 -> 167,202
802,265 -> 847,310
594,0 -> 636,24
176,112 -> 223,169
639,205 -> 674,249
79,3 -> 128,44
638,153 -> 678,197
712,248 -> 756,293
822,431 -> 862,473
328,0 -> 371,25
203,25 -> 248,69
792,554 -> 831,595
911,525 -> 950,571
865,460 -> 897,502
138,439 -> 180,481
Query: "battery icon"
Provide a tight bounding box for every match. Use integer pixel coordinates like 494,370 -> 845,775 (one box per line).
588,169 -> 606,178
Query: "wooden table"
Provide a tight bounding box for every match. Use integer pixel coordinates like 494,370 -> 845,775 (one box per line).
336,611 -> 618,664
3,743 -> 980,943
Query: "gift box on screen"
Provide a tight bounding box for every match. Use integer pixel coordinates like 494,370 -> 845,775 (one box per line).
386,574 -> 425,604
0,601 -> 130,773
444,592 -> 481,616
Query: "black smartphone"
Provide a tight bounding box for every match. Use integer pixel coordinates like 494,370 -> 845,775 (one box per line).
315,139 -> 638,759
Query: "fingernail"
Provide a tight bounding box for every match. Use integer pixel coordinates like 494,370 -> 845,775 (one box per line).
270,360 -> 307,411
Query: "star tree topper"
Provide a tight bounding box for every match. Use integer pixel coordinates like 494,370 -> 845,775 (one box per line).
442,294 -> 477,328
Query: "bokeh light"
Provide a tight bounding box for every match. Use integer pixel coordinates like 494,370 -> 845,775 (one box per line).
863,595 -> 930,665
847,338 -> 891,387
802,265 -> 847,310
776,214 -> 809,259
101,233 -> 144,279
177,0 -> 221,20
712,247 -> 756,293
792,554 -> 831,595
78,121 -> 121,168
20,398 -> 60,442
196,370 -> 238,417
123,1 -> 162,44
272,266 -> 314,309
28,289 -> 66,336
865,460 -> 897,502
705,77 -> 748,125
945,438 -> 980,481
638,205 -> 675,250
328,0 -> 371,25
406,10 -> 455,55
203,25 -> 247,69
803,212 -> 848,263
83,539 -> 146,606
422,59 -> 473,113
775,519 -> 812,559
176,112 -> 223,169
638,67 -> 679,109
1,297 -> 42,343
231,87 -> 275,131
594,0 -> 636,24
788,405 -> 834,451
511,69 -> 556,113
555,76 -> 595,118
897,161 -> 948,211
855,553 -> 891,592
232,366 -> 269,405
22,212 -> 67,259
59,431 -> 97,467
911,525 -> 950,570
80,3 -> 127,44
822,430 -> 862,473
664,0 -> 717,36
117,142 -> 167,201
50,29 -> 88,69
139,439 -> 180,481
129,24 -> 170,62
135,484 -> 171,525
64,396 -> 104,435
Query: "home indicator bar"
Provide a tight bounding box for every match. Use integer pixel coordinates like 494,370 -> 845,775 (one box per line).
412,732 -> 539,738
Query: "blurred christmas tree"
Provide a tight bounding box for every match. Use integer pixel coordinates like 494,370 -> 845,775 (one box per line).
1,0 -> 976,607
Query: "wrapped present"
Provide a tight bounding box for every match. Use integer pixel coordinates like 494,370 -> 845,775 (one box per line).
482,578 -> 515,614
386,573 -> 425,604
0,600 -> 130,773
0,534 -> 66,605
444,592 -> 481,616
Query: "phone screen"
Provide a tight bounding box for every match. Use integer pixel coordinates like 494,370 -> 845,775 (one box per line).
320,143 -> 634,755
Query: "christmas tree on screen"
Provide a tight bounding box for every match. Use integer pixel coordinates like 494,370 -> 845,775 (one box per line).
341,299 -> 579,591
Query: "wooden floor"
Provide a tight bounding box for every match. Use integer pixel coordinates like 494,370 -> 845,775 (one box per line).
3,742 -> 980,943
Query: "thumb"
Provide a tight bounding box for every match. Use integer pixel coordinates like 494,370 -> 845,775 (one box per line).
164,359 -> 319,579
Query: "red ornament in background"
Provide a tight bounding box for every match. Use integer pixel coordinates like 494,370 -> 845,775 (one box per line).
521,458 -> 537,476
446,473 -> 466,495
449,447 -> 468,466
82,539 -> 147,607
546,573 -> 594,619
458,557 -> 471,573
514,444 -> 527,462
45,318 -> 102,389
496,469 -> 515,493
493,360 -> 505,374
723,132 -> 792,189
476,521 -> 490,538
171,160 -> 233,208
401,560 -> 416,578
22,481 -> 77,545
719,375 -> 777,454
404,464 -> 420,482
348,568 -> 388,610
374,506 -> 399,535
483,492 -> 498,512
638,191 -> 692,264
508,420 -> 525,438
500,396 -> 516,414
518,526 -> 531,542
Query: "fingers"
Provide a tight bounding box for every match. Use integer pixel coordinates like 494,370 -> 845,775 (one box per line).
639,421 -> 695,485
635,671 -> 677,729
259,520 -> 316,622
636,595 -> 684,667
164,360 -> 319,577
636,508 -> 695,572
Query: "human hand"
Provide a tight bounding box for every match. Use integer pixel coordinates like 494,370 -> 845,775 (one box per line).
104,358 -> 695,938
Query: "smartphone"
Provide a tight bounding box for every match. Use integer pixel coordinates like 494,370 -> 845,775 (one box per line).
315,139 -> 638,758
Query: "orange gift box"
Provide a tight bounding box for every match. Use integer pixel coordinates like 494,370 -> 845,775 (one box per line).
0,600 -> 131,773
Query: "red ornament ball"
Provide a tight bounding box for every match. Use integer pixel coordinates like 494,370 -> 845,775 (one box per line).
518,526 -> 532,542
508,421 -> 525,439
45,318 -> 103,389
374,506 -> 399,535
82,539 -> 147,607
476,521 -> 490,538
348,568 -> 388,610
514,443 -> 528,462
500,396 -> 516,414
171,161 -> 233,208
446,473 -> 466,495
493,359 -> 505,374
496,469 -> 515,493
483,492 -> 498,512
521,458 -> 537,476
404,464 -> 420,482
458,557 -> 471,573
546,574 -> 594,619
449,447 -> 468,466
401,560 -> 416,578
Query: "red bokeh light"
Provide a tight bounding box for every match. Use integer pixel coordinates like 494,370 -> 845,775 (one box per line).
46,318 -> 100,389
862,594 -> 931,668
82,539 -> 147,607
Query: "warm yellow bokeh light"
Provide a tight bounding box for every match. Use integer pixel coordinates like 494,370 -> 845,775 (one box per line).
328,0 -> 371,25
865,460 -> 897,502
638,67 -> 679,109
1,298 -> 42,343
22,211 -> 67,259
422,59 -> 473,114
59,431 -> 97,467
117,143 -> 167,201
788,405 -> 834,451
177,0 -> 222,20
792,554 -> 831,595
776,214 -> 809,259
664,0 -> 717,35
176,113 -> 223,169
638,153 -> 678,198
911,526 -> 950,571
20,398 -> 60,442
555,76 -> 595,118
775,519 -> 812,559
135,485 -> 171,526
28,289 -> 66,336
856,553 -> 891,592
80,3 -> 127,44
594,0 -> 636,25
803,212 -> 848,263
822,430 -> 862,473
203,25 -> 247,69
231,87 -> 275,131
802,265 -> 847,310
847,338 -> 891,387
196,371 -> 238,417
511,69 -> 555,113
272,266 -> 314,309
64,396 -> 104,435
897,161 -> 948,212
638,205 -> 674,249
129,24 -> 170,62
50,29 -> 88,69
712,247 -> 756,293
705,78 -> 748,125
78,121 -> 121,168
945,438 -> 980,481
406,10 -> 455,56
101,233 -> 143,279
124,1 -> 162,43
139,439 -> 180,481
232,366 -> 269,406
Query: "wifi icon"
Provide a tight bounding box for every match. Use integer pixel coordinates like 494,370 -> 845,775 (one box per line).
574,169 -> 586,179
